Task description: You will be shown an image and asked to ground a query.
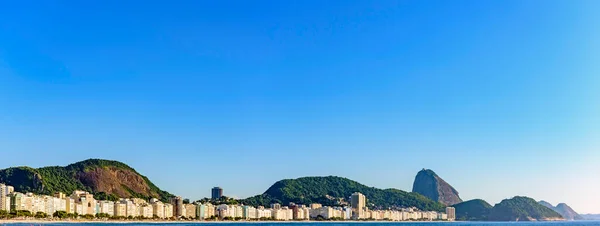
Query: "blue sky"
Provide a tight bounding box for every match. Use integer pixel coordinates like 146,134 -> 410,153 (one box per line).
1,0 -> 599,213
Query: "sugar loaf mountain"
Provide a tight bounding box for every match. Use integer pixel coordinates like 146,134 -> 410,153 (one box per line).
412,169 -> 462,206
0,159 -> 579,221
412,169 -> 567,221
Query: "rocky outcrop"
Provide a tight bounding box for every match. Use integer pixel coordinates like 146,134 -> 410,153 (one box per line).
0,159 -> 173,202
75,166 -> 160,199
412,169 -> 462,206
539,201 -> 583,220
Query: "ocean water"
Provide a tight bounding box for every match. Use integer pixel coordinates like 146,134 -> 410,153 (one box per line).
4,222 -> 600,226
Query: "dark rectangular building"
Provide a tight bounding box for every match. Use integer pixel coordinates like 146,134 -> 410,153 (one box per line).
170,196 -> 183,217
211,187 -> 223,200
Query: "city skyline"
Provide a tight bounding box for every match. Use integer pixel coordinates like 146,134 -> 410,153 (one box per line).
1,183 -> 454,221
0,158 -> 594,215
1,0 -> 599,214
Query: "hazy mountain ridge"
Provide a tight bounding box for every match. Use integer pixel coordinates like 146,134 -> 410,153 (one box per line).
580,214 -> 600,220
539,201 -> 583,220
452,197 -> 564,221
487,196 -> 563,221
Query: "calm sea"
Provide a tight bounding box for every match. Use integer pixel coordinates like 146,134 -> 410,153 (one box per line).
4,222 -> 600,226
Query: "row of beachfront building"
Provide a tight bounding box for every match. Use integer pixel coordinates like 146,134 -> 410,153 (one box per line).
0,183 -> 455,221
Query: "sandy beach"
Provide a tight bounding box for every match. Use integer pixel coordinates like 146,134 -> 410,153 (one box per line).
0,219 -> 453,224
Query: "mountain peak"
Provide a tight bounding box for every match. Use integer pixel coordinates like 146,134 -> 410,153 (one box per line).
412,169 -> 462,206
0,159 -> 173,202
538,200 -> 554,209
540,201 -> 583,220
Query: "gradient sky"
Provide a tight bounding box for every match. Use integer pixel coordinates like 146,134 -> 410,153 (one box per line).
1,0 -> 599,214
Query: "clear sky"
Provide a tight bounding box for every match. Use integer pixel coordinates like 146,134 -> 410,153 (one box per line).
1,0 -> 599,214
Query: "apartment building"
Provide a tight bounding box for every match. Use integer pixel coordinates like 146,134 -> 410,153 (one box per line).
99,200 -> 115,216
164,203 -> 174,219
0,184 -> 14,211
446,207 -> 456,221
151,199 -> 165,218
141,204 -> 153,218
113,201 -> 126,217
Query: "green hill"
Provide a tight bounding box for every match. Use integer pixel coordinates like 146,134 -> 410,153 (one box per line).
452,199 -> 493,221
0,159 -> 173,202
241,176 -> 445,211
488,196 -> 563,221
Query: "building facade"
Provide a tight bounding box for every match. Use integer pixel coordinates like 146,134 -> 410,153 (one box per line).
351,192 -> 366,219
446,207 -> 456,221
151,200 -> 165,219
170,196 -> 183,218
164,203 -> 174,219
211,187 -> 223,200
0,184 -> 14,211
184,203 -> 196,219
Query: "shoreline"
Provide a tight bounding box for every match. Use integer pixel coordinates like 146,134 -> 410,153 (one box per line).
0,220 -> 458,224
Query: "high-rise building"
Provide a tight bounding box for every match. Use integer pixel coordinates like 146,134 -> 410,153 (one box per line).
197,203 -> 215,219
141,204 -> 153,218
0,184 -> 14,211
446,207 -> 456,221
351,192 -> 366,219
164,203 -> 174,218
151,200 -> 165,219
211,187 -> 223,200
70,190 -> 96,215
114,202 -> 127,217
184,203 -> 197,219
171,196 -> 183,217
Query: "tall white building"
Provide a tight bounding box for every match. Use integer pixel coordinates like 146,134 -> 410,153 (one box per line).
351,192 -> 366,219
114,202 -> 127,217
217,204 -> 234,218
141,204 -> 153,218
151,200 -> 165,219
0,184 -> 14,211
124,199 -> 138,217
164,203 -> 174,219
197,203 -> 215,219
4,197 -> 10,212
273,207 -> 293,220
99,200 -> 115,216
256,207 -> 272,219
